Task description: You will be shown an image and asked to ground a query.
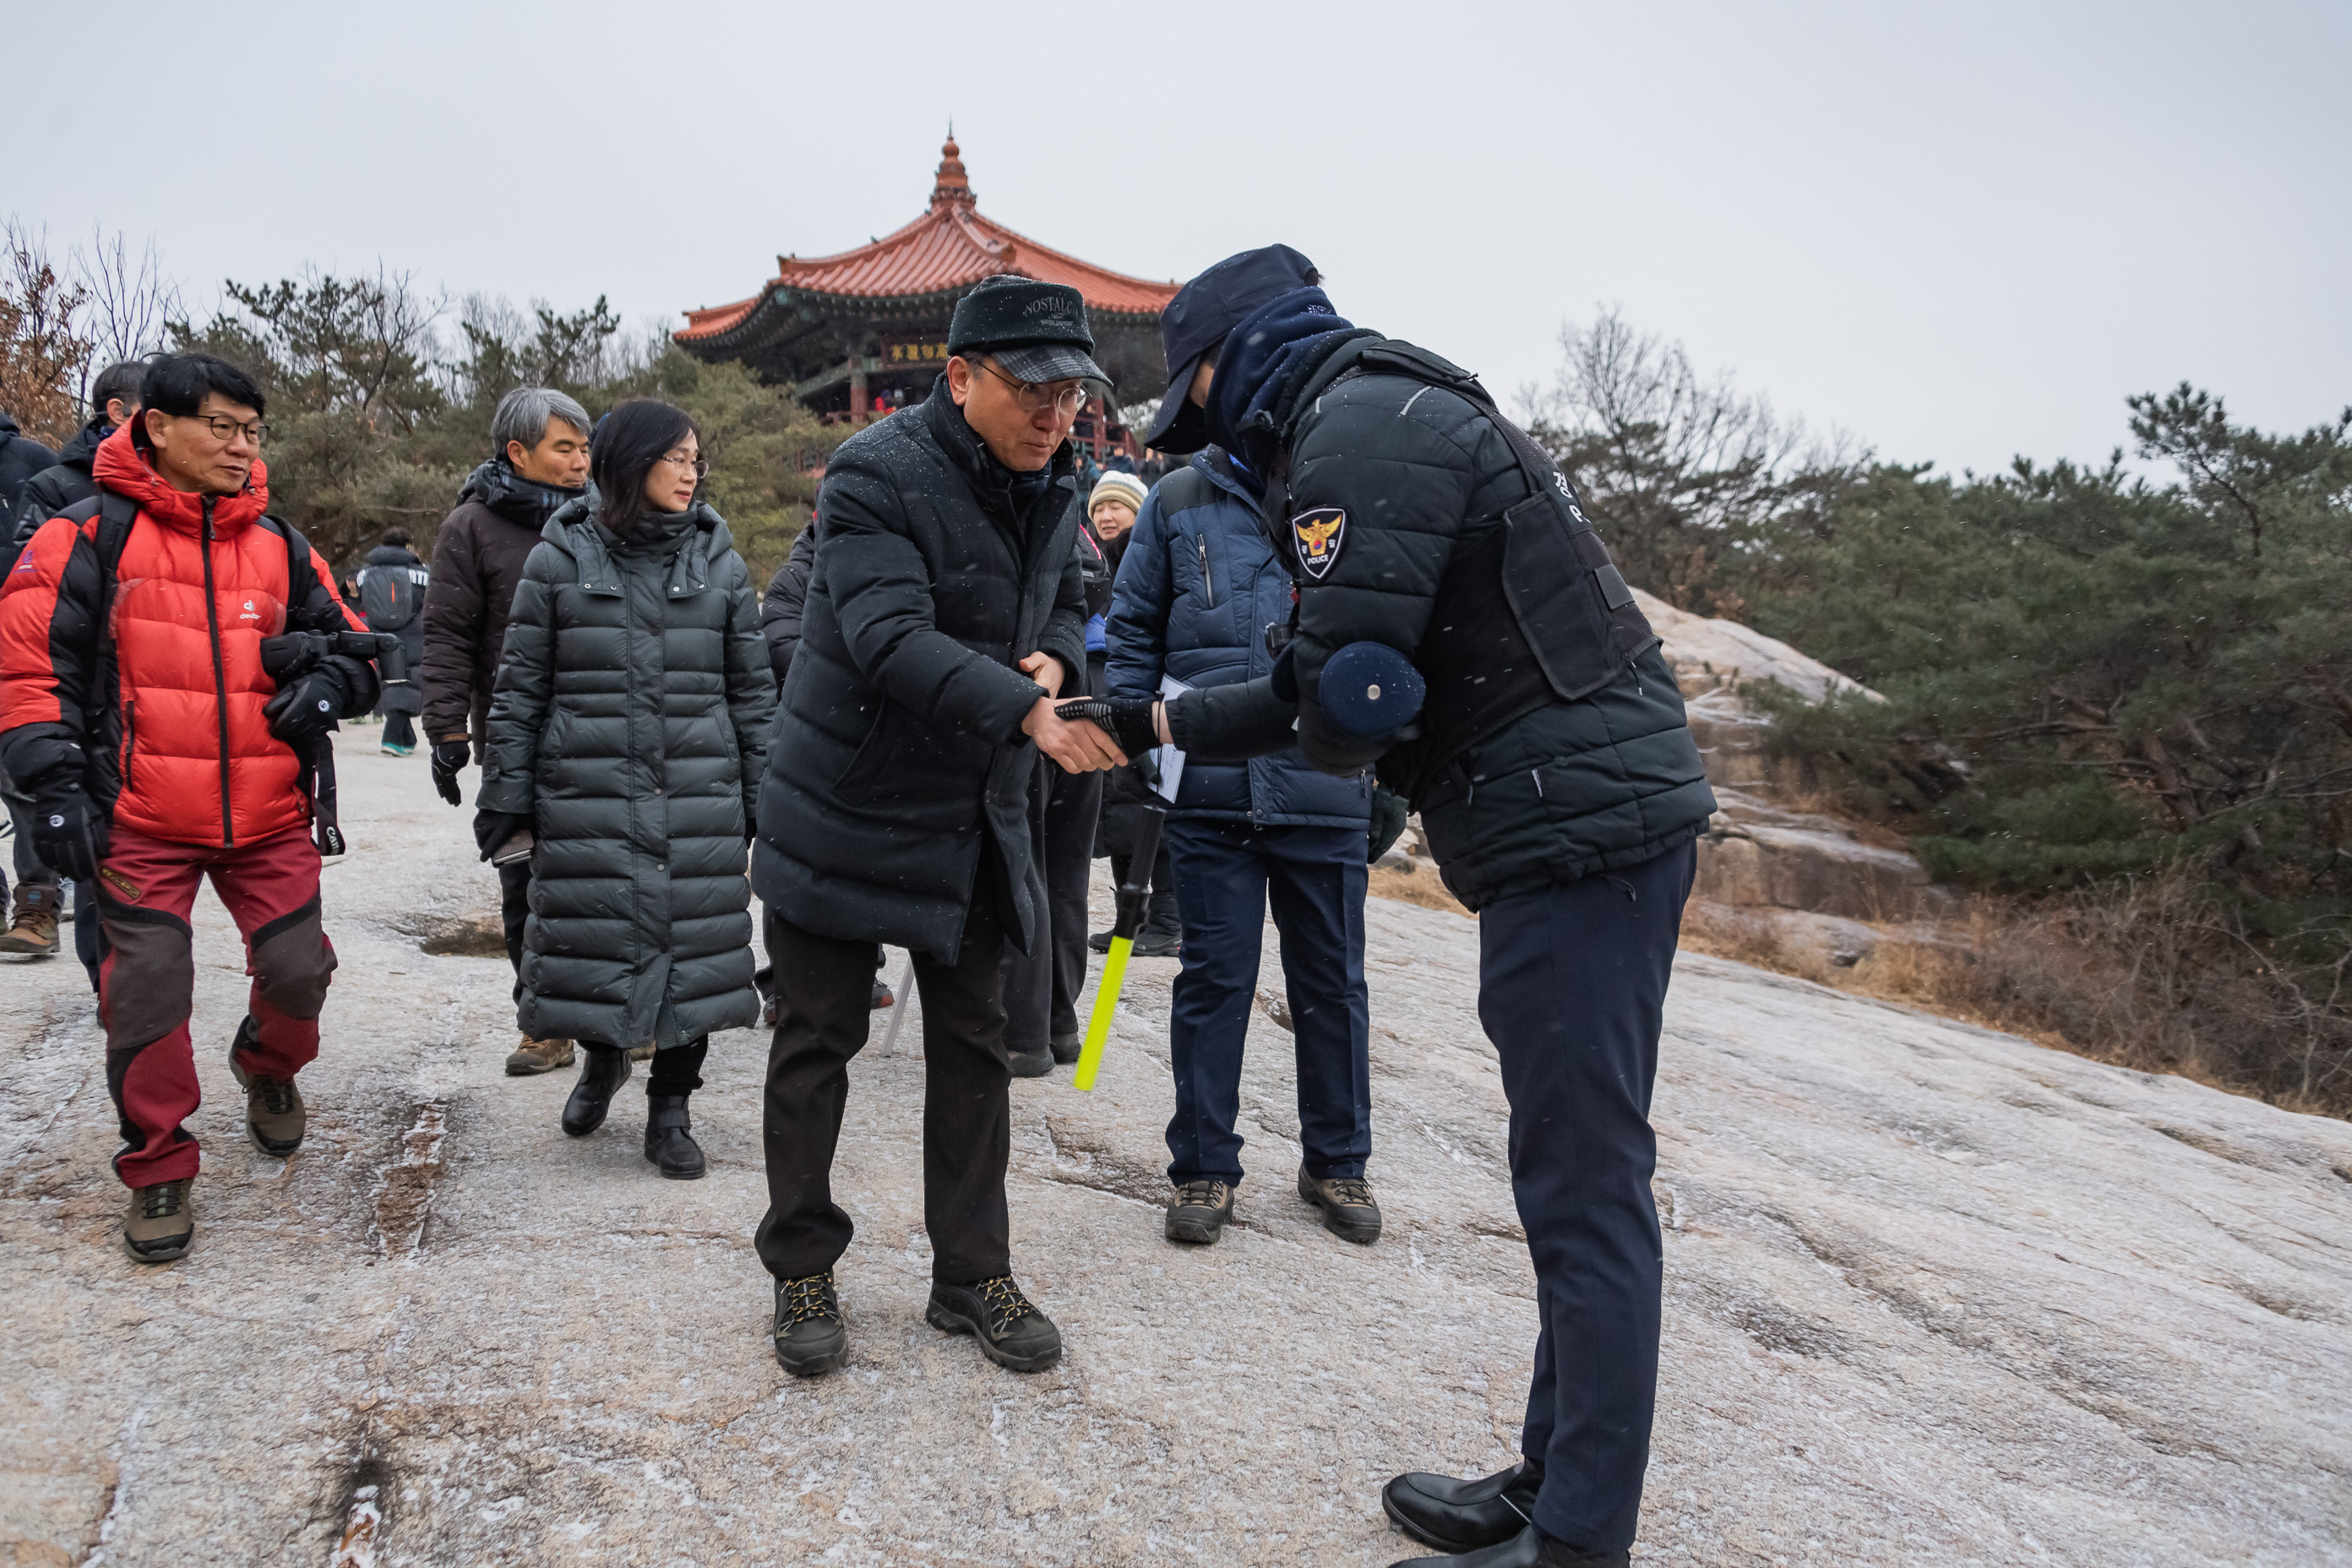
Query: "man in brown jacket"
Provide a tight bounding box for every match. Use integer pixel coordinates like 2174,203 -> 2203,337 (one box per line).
420,386 -> 591,1075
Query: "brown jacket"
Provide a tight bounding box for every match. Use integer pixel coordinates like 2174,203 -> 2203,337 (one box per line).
420,460 -> 583,750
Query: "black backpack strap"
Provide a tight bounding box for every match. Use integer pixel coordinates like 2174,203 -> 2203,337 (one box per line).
260,515 -> 324,624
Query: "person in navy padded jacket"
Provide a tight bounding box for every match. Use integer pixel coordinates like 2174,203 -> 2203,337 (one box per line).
1102,444 -> 1379,1249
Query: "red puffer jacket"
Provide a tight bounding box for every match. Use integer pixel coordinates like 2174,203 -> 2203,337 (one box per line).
0,428 -> 370,848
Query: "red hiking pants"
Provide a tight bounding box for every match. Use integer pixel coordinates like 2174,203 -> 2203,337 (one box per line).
96,823 -> 335,1187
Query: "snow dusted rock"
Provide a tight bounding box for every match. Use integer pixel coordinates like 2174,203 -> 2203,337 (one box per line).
2,733 -> 2348,1565
1636,585 -> 1881,705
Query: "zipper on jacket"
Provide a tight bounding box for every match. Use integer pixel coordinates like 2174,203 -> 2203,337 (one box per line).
202,499 -> 235,847
1197,535 -> 1217,607
122,700 -> 137,793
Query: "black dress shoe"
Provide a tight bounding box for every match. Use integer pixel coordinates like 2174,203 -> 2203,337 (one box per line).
773,1270 -> 847,1376
642,1094 -> 706,1179
1049,1031 -> 1081,1064
1383,1460 -> 1542,1551
926,1276 -> 1062,1371
560,1047 -> 631,1136
1390,1522 -> 1627,1568
1006,1042 -> 1054,1078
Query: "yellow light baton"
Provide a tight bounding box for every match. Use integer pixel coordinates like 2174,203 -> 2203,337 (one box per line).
1072,803 -> 1165,1092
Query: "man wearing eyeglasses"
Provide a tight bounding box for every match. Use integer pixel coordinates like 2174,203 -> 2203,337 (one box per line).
754,275 -> 1124,1378
0,352 -> 380,1265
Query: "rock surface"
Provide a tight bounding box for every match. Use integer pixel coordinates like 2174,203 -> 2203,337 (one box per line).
1636,586 -> 1881,706
3,732 -> 2349,1565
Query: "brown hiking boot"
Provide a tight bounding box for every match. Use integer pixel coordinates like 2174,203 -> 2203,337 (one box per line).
227,1019 -> 305,1157
505,1035 -> 576,1075
1298,1167 -> 1382,1244
0,883 -> 63,956
122,1178 -> 193,1262
1165,1179 -> 1236,1244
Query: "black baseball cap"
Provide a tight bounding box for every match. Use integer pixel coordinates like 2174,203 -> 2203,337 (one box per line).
1144,243 -> 1320,453
948,276 -> 1108,386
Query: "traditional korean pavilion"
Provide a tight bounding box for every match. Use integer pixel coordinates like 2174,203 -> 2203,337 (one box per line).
675,138 -> 1179,454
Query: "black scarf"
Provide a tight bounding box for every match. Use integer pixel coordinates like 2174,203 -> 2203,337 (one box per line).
460,456 -> 585,531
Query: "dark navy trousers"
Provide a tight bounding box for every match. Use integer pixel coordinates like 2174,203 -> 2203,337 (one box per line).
1481,841 -> 1694,1554
1164,818 -> 1371,1188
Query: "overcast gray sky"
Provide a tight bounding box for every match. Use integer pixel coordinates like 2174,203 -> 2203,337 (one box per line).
8,0 -> 2344,473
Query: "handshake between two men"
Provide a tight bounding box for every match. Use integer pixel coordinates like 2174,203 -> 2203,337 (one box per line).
1012,647 -> 1168,776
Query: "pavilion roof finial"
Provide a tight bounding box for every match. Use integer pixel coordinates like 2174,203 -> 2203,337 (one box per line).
931,131 -> 975,210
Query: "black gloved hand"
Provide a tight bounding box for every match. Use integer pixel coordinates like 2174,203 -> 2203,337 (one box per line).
1055,697 -> 1158,760
430,741 -> 471,807
474,808 -> 531,862
31,792 -> 109,885
263,662 -> 350,746
1368,785 -> 1411,865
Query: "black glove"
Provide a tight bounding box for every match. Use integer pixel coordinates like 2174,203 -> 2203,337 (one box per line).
430,741 -> 471,807
31,792 -> 108,885
263,662 -> 350,746
474,808 -> 531,862
1055,697 -> 1159,759
1368,785 -> 1410,865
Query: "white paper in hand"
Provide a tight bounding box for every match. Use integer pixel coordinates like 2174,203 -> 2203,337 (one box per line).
1154,674 -> 1190,804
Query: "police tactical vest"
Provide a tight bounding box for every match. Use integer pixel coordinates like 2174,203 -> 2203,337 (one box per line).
1273,340 -> 1659,807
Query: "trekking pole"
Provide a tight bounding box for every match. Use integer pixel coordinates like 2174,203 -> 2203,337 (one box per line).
1073,804 -> 1165,1092
878,955 -> 917,1057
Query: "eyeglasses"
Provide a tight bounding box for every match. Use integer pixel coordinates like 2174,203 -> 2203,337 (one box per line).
658,451 -> 710,479
979,360 -> 1088,416
188,413 -> 269,445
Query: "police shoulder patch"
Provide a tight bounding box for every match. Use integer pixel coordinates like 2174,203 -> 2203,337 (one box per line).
1291,507 -> 1346,580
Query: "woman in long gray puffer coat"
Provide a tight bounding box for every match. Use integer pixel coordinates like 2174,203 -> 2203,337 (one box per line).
475,400 -> 776,1179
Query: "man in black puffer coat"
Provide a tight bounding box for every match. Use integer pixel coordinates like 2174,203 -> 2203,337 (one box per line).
419,387 -> 591,1075
1089,248 -> 1718,1568
355,529 -> 428,754
7,361 -> 144,566
754,277 -> 1121,1380
0,412 -> 54,532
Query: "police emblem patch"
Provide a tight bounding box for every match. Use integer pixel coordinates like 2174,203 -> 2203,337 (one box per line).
1291,507 -> 1346,580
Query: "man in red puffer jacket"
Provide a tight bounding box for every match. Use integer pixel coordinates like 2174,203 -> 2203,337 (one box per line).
0,353 -> 378,1264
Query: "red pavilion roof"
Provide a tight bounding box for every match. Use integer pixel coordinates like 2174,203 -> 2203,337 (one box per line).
678,138 -> 1179,344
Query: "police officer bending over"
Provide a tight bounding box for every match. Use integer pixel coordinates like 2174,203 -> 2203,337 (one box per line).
1068,248 -> 1718,1568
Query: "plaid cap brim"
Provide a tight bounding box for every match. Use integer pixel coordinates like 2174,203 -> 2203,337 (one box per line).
992,342 -> 1108,387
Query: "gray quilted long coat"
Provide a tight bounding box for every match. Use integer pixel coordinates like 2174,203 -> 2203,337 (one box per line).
478,497 -> 776,1051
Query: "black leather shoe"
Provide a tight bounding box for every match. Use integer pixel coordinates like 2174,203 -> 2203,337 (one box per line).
926,1276 -> 1062,1371
1164,1179 -> 1235,1244
560,1048 -> 631,1137
1007,1043 -> 1054,1078
1048,1031 -> 1081,1064
642,1094 -> 705,1179
1390,1522 -> 1627,1568
772,1271 -> 847,1376
1384,1460 -> 1542,1552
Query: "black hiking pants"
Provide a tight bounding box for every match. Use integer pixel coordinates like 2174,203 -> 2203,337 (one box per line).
756,890 -> 1012,1287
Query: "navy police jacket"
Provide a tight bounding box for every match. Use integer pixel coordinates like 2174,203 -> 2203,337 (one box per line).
1105,448 -> 1370,830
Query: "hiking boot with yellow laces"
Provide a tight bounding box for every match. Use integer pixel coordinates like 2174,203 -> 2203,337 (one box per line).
0,883 -> 63,956
1165,1179 -> 1236,1244
122,1178 -> 194,1262
772,1270 -> 847,1376
227,1018 -> 305,1157
926,1274 -> 1062,1372
504,1035 -> 575,1075
1298,1167 -> 1382,1244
